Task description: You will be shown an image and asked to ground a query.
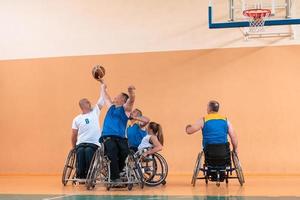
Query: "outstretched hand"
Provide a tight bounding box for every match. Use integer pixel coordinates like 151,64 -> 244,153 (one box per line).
128,85 -> 136,94
185,124 -> 192,133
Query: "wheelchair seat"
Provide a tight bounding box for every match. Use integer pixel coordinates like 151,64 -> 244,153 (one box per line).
204,143 -> 231,167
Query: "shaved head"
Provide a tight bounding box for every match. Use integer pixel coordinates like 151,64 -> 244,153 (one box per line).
79,98 -> 92,113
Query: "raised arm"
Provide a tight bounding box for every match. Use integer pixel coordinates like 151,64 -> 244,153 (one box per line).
71,129 -> 78,148
132,115 -> 150,127
96,82 -> 105,109
100,81 -> 113,108
228,121 -> 238,153
124,85 -> 136,114
185,118 -> 204,135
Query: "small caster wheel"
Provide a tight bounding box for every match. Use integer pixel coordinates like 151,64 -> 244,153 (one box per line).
128,184 -> 133,191
162,180 -> 167,185
106,184 -> 111,191
216,182 -> 220,187
140,182 -> 144,189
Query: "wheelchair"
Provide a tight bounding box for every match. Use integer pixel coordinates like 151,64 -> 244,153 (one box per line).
61,148 -> 86,185
134,148 -> 168,187
191,143 -> 245,187
85,144 -> 144,191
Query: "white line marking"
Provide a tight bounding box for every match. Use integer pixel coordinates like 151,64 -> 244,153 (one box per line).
42,194 -> 73,200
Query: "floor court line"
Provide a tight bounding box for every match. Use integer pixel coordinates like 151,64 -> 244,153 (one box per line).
42,194 -> 73,200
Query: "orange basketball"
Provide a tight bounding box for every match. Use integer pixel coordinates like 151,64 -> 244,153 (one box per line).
92,65 -> 105,80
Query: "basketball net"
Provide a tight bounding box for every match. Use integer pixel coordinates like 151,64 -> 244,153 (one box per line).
248,16 -> 269,32
243,3 -> 271,33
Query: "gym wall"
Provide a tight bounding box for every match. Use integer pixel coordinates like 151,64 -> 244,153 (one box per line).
1,45 -> 300,175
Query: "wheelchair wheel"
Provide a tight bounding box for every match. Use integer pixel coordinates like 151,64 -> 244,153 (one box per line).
157,153 -> 168,185
139,154 -> 155,183
232,151 -> 245,186
191,151 -> 203,187
86,148 -> 101,190
141,153 -> 168,187
62,149 -> 76,186
128,153 -> 144,189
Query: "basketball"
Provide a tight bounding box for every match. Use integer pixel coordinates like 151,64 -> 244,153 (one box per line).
92,65 -> 105,80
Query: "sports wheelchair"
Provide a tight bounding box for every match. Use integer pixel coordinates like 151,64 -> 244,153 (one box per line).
134,148 -> 168,187
85,144 -> 144,191
62,148 -> 86,185
191,143 -> 245,187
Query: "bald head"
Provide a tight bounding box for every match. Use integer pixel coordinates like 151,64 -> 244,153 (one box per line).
79,98 -> 92,113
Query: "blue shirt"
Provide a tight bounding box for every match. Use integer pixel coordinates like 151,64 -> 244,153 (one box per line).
102,105 -> 129,138
127,123 -> 147,148
202,113 -> 228,148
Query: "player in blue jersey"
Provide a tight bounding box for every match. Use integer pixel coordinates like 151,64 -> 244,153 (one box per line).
127,109 -> 150,152
185,100 -> 238,153
100,82 -> 136,182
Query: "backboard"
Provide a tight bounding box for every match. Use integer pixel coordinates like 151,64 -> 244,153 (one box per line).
209,0 -> 299,39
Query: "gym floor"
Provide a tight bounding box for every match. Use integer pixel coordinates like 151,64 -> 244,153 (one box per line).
1,175 -> 300,199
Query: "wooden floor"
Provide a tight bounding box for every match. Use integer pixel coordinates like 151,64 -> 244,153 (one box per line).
0,175 -> 300,197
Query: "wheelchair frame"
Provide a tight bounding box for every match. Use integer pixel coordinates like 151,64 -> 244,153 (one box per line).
62,147 -> 169,189
191,150 -> 245,187
85,145 -> 144,191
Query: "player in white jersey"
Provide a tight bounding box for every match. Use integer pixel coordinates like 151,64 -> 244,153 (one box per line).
71,82 -> 105,179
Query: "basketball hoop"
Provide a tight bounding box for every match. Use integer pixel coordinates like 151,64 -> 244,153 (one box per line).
243,9 -> 271,32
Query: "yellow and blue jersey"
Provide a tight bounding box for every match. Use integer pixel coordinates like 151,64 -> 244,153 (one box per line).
202,113 -> 228,148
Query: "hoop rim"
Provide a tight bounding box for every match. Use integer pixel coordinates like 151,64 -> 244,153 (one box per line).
243,8 -> 271,19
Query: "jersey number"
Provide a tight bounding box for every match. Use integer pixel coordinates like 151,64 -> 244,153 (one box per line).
85,119 -> 90,124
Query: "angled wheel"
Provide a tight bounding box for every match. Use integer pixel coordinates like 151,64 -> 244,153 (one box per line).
86,148 -> 101,190
139,153 -> 168,187
62,149 -> 76,186
140,155 -> 156,183
154,153 -> 168,185
232,151 -> 245,186
146,153 -> 168,186
191,151 -> 203,187
132,154 -> 145,189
